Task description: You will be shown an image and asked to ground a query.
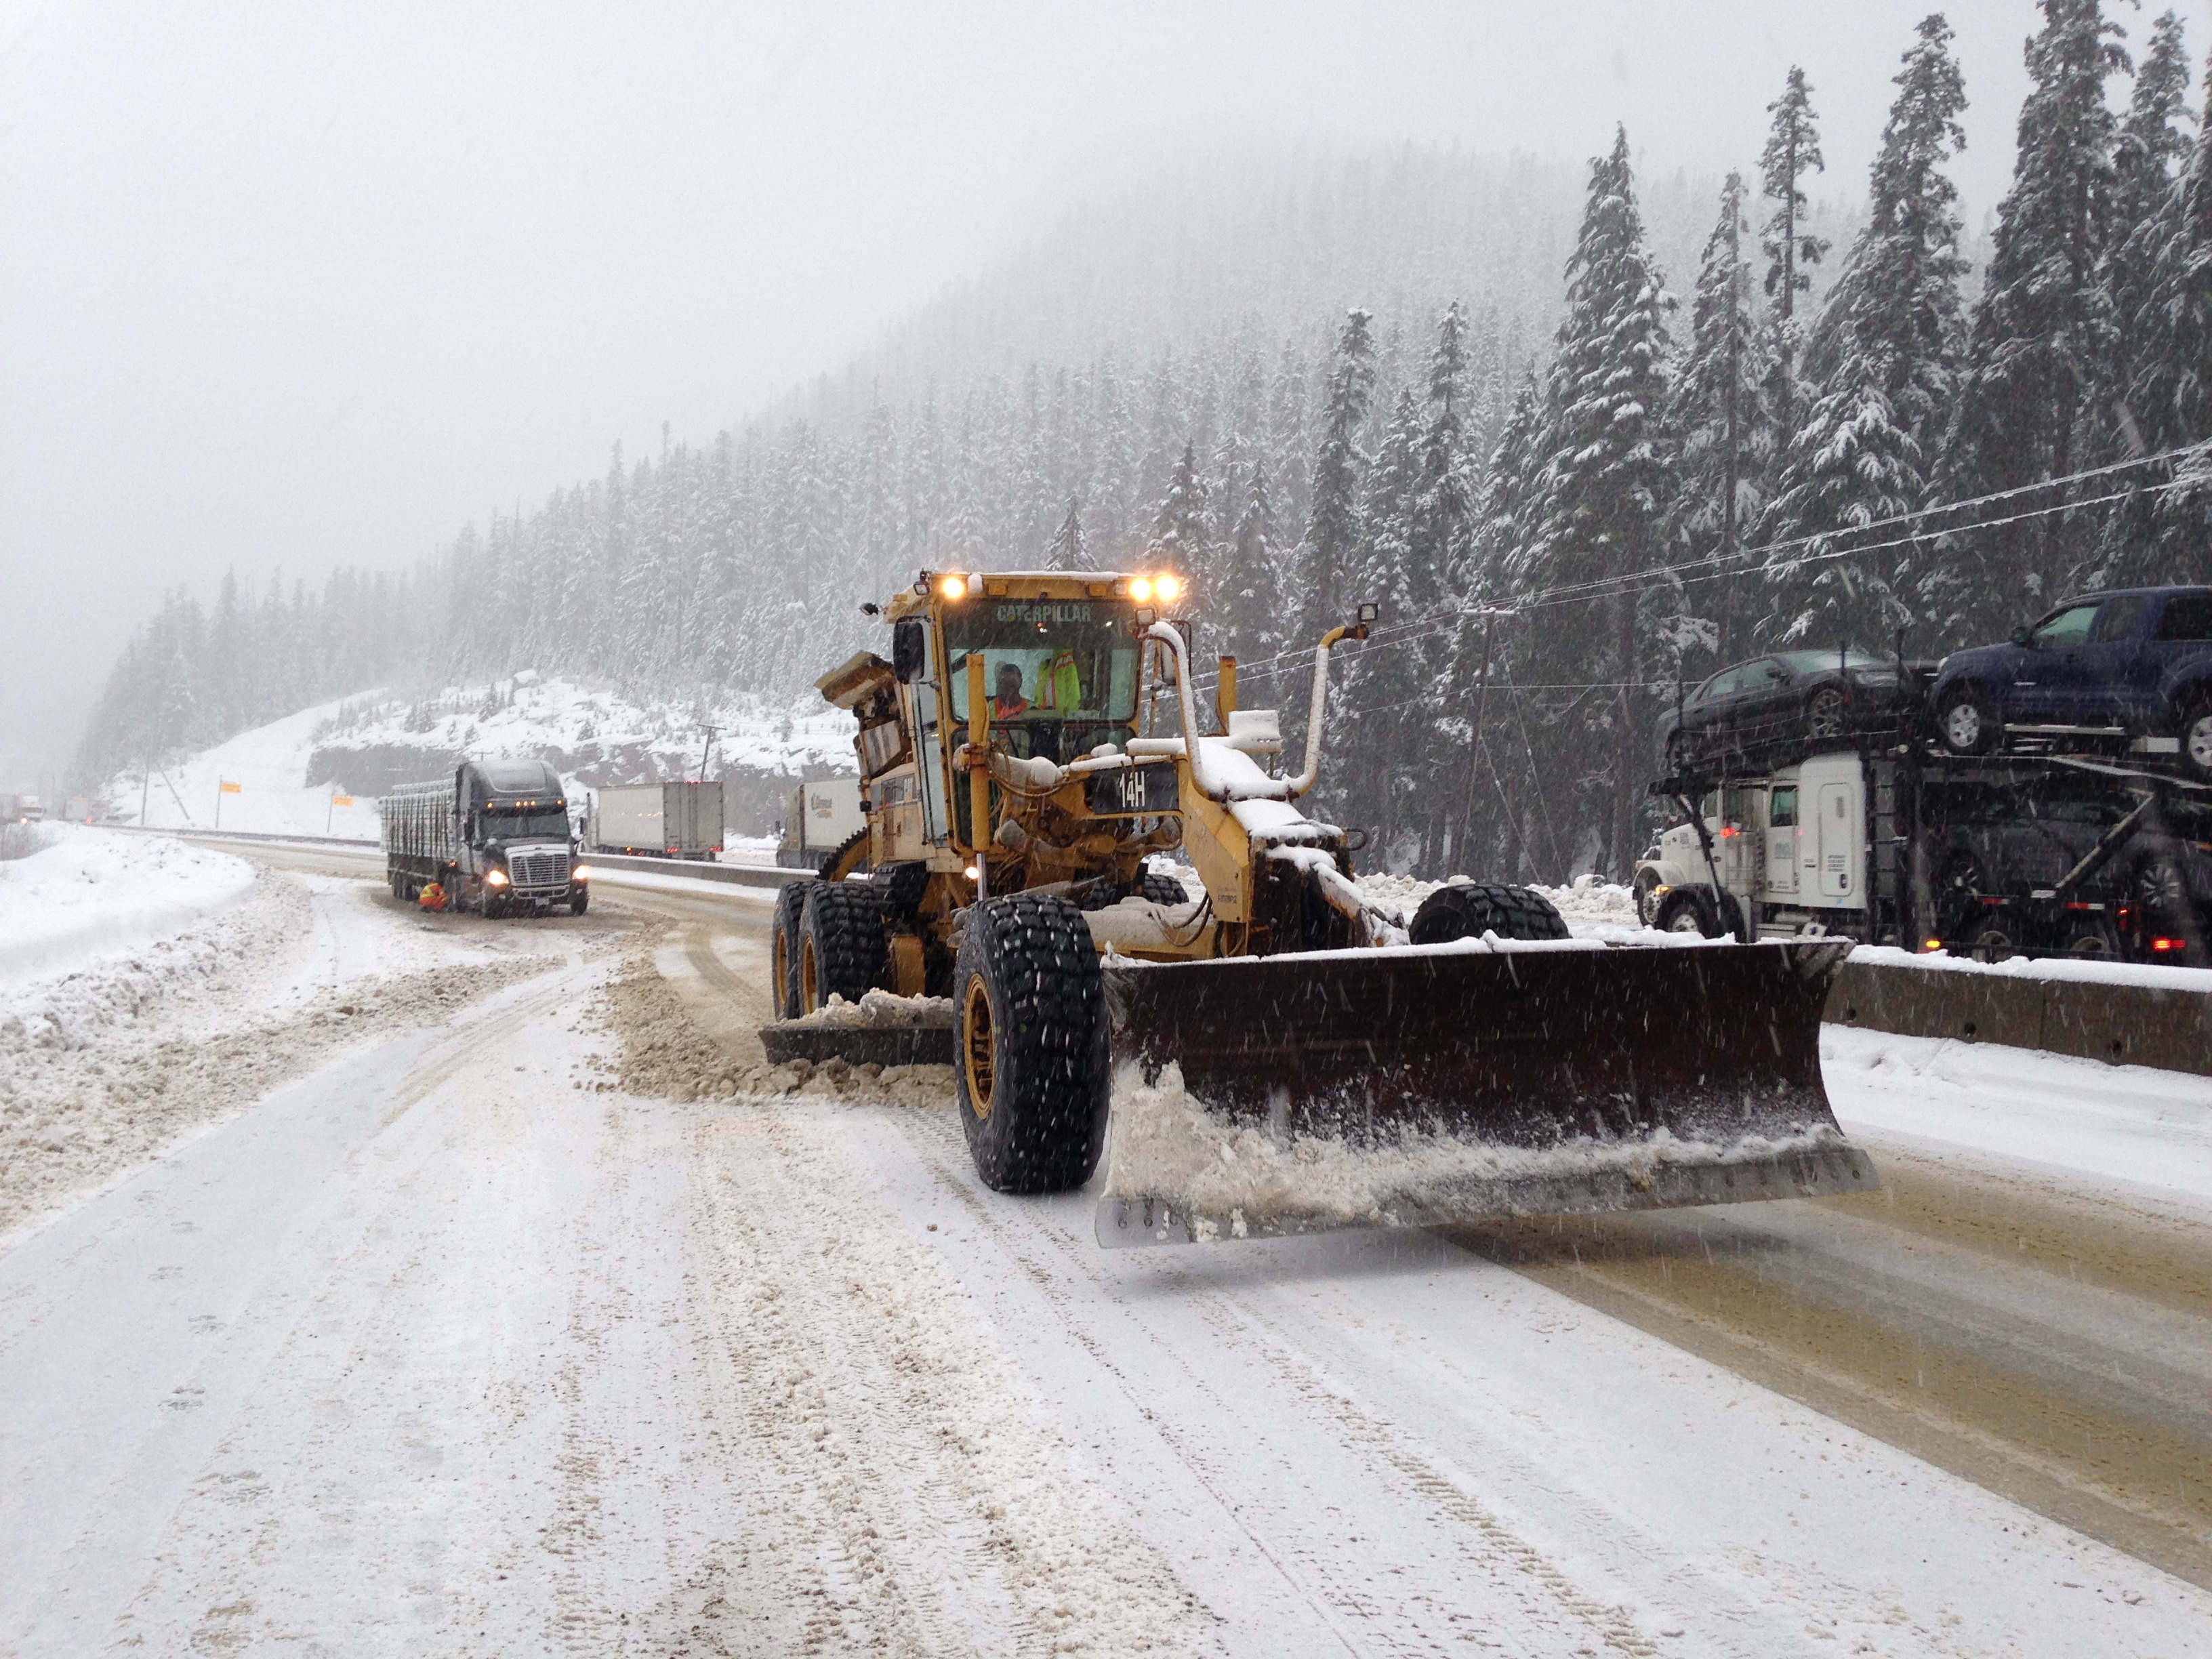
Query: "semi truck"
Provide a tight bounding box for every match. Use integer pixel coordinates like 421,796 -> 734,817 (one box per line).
379,758 -> 589,917
586,780 -> 724,860
775,777 -> 862,869
1637,746 -> 2211,962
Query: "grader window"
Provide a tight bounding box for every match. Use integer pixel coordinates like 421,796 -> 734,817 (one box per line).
945,602 -> 1139,763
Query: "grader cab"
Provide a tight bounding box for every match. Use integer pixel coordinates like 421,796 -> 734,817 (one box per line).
769,569 -> 1875,1244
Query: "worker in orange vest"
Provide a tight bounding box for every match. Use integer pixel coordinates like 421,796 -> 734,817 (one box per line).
417,880 -> 447,912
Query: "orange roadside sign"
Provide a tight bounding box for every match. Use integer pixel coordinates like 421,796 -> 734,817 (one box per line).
218,781 -> 242,795
332,794 -> 354,807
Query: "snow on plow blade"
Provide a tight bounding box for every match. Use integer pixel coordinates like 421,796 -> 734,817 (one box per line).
1095,939 -> 1875,1248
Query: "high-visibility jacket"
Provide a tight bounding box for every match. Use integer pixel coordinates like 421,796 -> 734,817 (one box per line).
1038,651 -> 1082,712
418,881 -> 447,912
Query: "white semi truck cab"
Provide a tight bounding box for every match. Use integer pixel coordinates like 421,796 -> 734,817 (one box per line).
1637,752 -> 1870,938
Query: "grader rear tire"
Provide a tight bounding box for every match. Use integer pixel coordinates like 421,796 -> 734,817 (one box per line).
771,880 -> 819,1019
798,882 -> 885,1013
956,895 -> 1111,1194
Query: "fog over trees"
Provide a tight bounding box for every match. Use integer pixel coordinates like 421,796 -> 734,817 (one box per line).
81,3 -> 2212,880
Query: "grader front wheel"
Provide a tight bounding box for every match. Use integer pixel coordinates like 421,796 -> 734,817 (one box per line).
955,895 -> 1111,1194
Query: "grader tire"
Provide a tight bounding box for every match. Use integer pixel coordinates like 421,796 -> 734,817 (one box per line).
799,882 -> 886,1014
1409,881 -> 1570,945
956,895 -> 1111,1195
771,880 -> 819,1019
1140,868 -> 1189,905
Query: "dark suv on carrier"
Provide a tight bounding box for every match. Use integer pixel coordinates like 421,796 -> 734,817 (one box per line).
1930,586 -> 2212,776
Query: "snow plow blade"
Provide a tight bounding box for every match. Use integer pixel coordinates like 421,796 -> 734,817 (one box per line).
1094,939 -> 1875,1248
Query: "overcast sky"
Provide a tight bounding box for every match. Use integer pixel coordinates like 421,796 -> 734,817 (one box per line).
5,0 -> 2208,785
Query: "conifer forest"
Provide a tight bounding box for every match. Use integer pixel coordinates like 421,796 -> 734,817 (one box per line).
81,3 -> 2212,880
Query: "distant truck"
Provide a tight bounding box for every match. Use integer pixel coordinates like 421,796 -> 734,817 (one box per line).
12,794 -> 45,823
776,777 -> 862,869
379,758 -> 588,917
586,780 -> 724,860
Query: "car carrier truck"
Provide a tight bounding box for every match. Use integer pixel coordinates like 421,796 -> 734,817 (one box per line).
379,758 -> 589,917
1638,745 -> 2211,962
586,780 -> 724,860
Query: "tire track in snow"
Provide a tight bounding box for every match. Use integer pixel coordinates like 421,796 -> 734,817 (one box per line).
692,1097 -> 1224,1655
895,1109 -> 1662,1656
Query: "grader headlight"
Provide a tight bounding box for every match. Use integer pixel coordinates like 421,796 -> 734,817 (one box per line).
939,573 -> 971,600
1129,577 -> 1153,601
1155,573 -> 1182,603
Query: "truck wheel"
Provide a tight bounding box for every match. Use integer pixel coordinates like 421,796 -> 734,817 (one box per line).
2064,922 -> 2116,957
1654,885 -> 1729,939
1408,881 -> 1570,944
1938,687 -> 2000,755
956,895 -> 1110,1194
1633,870 -> 1661,926
771,880 -> 819,1019
2179,695 -> 2212,779
568,888 -> 589,917
1967,922 -> 2018,964
798,883 -> 885,1013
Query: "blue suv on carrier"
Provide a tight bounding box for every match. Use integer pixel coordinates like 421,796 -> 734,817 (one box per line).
1929,586 -> 2212,777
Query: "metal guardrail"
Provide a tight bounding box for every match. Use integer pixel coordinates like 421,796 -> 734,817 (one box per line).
102,821 -> 805,890
99,821 -> 380,851
584,852 -> 806,890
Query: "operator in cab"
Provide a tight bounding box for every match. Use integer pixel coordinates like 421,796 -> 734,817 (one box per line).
992,663 -> 1031,720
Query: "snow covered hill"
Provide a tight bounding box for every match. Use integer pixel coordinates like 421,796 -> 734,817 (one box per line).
103,676 -> 855,840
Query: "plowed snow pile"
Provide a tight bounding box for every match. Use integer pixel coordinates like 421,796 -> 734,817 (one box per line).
1103,1060 -> 1841,1235
0,826 -> 255,987
0,863 -> 561,1240
1356,870 -> 1639,931
593,946 -> 954,1105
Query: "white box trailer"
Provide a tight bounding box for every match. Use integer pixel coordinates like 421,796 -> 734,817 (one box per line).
777,777 -> 863,869
588,780 -> 724,861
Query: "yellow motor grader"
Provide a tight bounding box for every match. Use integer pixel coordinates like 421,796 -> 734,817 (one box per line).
769,567 -> 1875,1245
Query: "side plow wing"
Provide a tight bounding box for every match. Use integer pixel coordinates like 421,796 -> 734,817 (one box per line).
1095,939 -> 1876,1248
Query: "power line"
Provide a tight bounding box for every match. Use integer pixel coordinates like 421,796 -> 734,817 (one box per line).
1191,451 -> 2211,695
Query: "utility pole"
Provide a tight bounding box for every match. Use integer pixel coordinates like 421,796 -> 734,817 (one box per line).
698,725 -> 718,782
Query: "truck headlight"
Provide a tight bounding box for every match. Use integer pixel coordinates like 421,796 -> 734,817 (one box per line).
487,868 -> 510,886
571,864 -> 590,882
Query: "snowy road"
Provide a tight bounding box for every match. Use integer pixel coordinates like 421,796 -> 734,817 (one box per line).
4,844 -> 2212,1654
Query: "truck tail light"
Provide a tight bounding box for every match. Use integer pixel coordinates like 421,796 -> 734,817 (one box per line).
2152,937 -> 2186,952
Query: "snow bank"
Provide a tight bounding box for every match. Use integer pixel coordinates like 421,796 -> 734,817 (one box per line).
1849,941 -> 2211,991
1826,1024 -> 2212,1207
1356,870 -> 1640,932
0,827 -> 255,990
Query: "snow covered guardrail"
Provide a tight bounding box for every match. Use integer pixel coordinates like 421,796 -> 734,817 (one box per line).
1829,948 -> 2212,1078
